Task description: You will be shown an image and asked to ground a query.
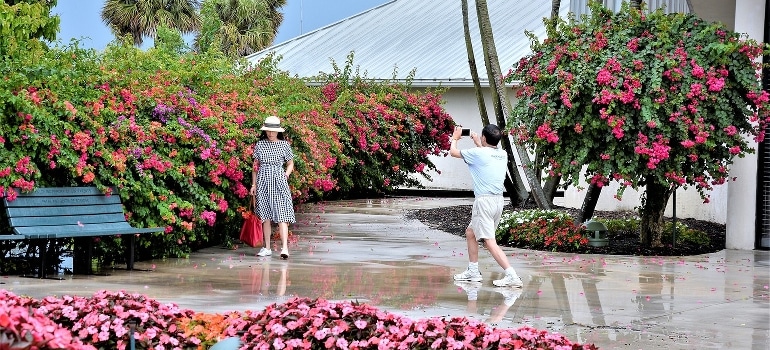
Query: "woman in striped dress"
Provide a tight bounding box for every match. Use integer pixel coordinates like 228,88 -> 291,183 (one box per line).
250,116 -> 295,259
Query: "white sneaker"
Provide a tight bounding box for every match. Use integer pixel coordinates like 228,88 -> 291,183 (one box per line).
493,273 -> 523,288
453,268 -> 482,282
280,248 -> 289,259
256,248 -> 272,257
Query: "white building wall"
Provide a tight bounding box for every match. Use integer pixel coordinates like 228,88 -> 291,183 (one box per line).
726,0 -> 765,249
416,87 -> 497,191
561,179 -> 729,224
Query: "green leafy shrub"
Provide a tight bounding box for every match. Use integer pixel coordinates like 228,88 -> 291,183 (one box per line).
596,217 -> 710,246
496,209 -> 588,251
595,217 -> 639,233
497,209 -> 710,253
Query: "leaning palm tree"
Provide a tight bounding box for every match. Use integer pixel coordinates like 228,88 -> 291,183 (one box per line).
540,0 -> 563,207
474,0 -> 551,209
195,0 -> 286,58
101,0 -> 201,46
460,0 -> 529,206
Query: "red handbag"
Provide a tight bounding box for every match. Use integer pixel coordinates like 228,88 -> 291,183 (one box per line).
239,195 -> 263,247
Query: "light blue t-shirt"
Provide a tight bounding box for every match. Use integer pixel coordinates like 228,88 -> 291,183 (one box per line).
461,146 -> 507,196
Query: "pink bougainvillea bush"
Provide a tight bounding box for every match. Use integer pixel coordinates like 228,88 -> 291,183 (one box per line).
509,2 -> 770,246
0,34 -> 454,262
0,289 -> 597,350
315,53 -> 456,197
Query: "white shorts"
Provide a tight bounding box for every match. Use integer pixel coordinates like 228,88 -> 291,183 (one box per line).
468,195 -> 504,240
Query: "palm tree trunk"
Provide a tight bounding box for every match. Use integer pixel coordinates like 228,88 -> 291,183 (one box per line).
542,176 -> 561,206
461,0 -> 490,125
542,0 -> 563,206
551,0 -> 561,19
574,183 -> 602,224
462,0 -> 524,206
475,0 -> 550,209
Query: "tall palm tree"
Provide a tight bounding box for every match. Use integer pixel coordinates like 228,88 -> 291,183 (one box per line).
461,0 -> 488,124
460,0 -> 529,206
101,0 -> 201,46
551,0 -> 560,19
195,0 -> 286,58
474,0 -> 551,209
541,0 -> 563,208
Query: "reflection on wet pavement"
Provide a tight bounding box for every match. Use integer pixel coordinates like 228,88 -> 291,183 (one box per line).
2,197 -> 768,349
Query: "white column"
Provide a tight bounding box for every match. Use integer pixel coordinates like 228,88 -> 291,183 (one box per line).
727,0 -> 766,250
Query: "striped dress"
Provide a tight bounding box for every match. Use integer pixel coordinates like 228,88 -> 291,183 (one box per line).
254,139 -> 296,223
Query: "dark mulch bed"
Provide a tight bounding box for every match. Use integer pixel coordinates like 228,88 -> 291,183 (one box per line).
405,203 -> 726,256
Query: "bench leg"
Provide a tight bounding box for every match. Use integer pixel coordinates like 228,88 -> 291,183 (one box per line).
72,237 -> 94,275
22,239 -> 60,280
20,241 -> 37,278
127,234 -> 135,270
116,234 -> 150,272
40,239 -> 48,278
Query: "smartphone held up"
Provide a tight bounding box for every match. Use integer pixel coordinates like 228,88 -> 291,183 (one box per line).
461,128 -> 471,136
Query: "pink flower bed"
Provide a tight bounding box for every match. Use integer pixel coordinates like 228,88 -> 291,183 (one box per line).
0,289 -> 597,349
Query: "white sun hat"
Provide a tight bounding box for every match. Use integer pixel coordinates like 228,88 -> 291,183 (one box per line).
260,115 -> 285,132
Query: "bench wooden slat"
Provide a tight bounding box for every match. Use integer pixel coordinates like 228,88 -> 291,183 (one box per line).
6,187 -> 106,197
8,213 -> 128,227
3,195 -> 122,208
6,203 -> 125,218
16,223 -> 164,239
0,234 -> 25,240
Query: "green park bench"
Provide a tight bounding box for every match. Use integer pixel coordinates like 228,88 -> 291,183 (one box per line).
1,187 -> 165,278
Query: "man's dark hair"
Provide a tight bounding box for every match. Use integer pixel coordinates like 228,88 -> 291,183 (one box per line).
482,124 -> 502,146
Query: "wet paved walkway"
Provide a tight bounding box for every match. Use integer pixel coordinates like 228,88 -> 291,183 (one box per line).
2,197 -> 769,349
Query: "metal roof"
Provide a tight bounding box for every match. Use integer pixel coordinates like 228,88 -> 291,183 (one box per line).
246,0 -> 570,87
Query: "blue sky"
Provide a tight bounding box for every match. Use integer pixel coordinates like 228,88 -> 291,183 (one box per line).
52,0 -> 390,51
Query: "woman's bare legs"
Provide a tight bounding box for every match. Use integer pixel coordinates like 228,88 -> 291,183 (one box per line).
262,220 -> 272,250
278,222 -> 289,250
278,222 -> 289,258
